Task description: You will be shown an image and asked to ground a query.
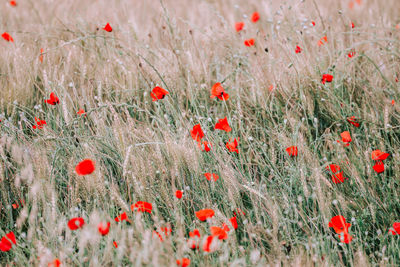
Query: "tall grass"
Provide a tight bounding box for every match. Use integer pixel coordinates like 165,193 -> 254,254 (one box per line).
1,0 -> 400,265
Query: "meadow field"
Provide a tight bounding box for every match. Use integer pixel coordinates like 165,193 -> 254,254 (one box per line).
1,0 -> 400,266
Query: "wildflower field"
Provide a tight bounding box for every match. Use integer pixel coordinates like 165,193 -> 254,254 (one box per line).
1,0 -> 400,266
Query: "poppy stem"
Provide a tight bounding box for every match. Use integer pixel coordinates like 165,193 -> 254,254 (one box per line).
312,0 -> 326,32
138,54 -> 170,91
220,68 -> 239,84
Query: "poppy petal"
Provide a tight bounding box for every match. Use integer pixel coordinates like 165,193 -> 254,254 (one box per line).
195,209 -> 215,221
75,159 -> 95,175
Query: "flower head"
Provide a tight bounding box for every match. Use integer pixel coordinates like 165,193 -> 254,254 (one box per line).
68,217 -> 85,230
151,86 -> 169,101
103,23 -> 112,32
195,209 -> 215,221
75,159 -> 95,175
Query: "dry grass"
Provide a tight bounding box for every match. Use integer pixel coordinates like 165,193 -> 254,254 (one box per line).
1,0 -> 400,265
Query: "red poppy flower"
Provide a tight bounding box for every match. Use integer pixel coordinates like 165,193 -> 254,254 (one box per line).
328,215 -> 351,234
350,22 -> 355,28
203,235 -> 218,252
318,36 -> 327,46
160,227 -> 172,236
326,164 -> 347,184
103,23 -> 112,32
12,199 -> 24,209
9,1 -> 17,6
204,173 -> 219,181
114,212 -> 128,222
190,124 -> 204,142
286,146 -> 298,156
210,82 -> 229,100
221,223 -> 230,232
67,217 -> 85,230
151,86 -> 169,101
210,226 -> 228,240
233,208 -> 246,216
187,239 -> 198,249
98,222 -> 110,236
235,22 -> 244,32
373,160 -> 384,174
348,51 -> 356,58
226,138 -> 239,153
75,159 -> 95,175
153,230 -> 163,241
113,241 -> 118,248
326,164 -> 341,173
338,232 -> 353,244
229,216 -> 238,230
131,201 -> 153,213
189,229 -> 200,238
321,74 -> 333,84
339,131 -> 352,146
39,48 -> 44,63
195,209 -> 215,221
215,117 -> 232,132
198,141 -> 212,152
347,116 -> 360,127
0,232 -> 16,252
295,45 -> 302,54
48,258 -> 61,267
176,258 -> 190,267
2,32 -> 14,42
154,227 -> 171,241
371,150 -> 389,161
45,92 -> 60,105
244,38 -> 255,47
153,227 -> 172,242
389,222 -> 400,235
32,117 -> 46,129
77,109 -> 86,116
311,21 -> 316,26
188,229 -> 200,249
251,12 -> 260,23
175,190 -> 183,199
392,99 -> 395,106
331,172 -> 347,184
